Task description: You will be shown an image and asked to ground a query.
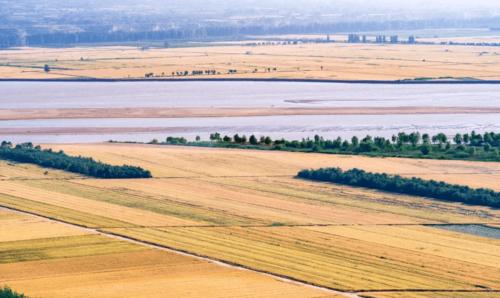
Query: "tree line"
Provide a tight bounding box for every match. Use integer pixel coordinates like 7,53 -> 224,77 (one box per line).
0,142 -> 152,179
297,167 -> 500,208
158,131 -> 500,162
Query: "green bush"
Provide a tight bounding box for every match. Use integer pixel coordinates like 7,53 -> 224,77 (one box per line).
0,287 -> 27,298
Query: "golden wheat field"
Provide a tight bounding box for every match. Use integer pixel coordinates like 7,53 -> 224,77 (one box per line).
1,42 -> 500,80
0,143 -> 499,297
0,208 -> 336,298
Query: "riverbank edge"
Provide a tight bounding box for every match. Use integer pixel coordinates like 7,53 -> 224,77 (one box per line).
2,78 -> 500,84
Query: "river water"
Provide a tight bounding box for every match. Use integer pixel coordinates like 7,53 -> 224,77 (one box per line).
1,81 -> 499,143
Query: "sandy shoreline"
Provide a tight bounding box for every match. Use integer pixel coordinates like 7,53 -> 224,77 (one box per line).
0,127 -> 195,135
1,107 -> 499,121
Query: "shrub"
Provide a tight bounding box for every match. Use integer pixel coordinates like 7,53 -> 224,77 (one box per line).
0,287 -> 27,298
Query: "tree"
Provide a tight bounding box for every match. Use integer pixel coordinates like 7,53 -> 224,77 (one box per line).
422,134 -> 430,144
453,133 -> 463,145
264,136 -> 272,145
195,136 -> 201,142
409,132 -> 421,147
432,133 -> 447,147
210,132 -> 221,142
351,136 -> 359,147
462,133 -> 470,144
249,135 -> 258,145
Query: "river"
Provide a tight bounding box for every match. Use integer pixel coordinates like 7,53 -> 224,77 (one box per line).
1,81 -> 499,143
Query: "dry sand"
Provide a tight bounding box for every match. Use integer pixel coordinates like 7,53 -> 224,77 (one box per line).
1,106 -> 499,121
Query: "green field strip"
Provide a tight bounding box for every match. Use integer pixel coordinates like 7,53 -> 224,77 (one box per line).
21,179 -> 268,226
0,234 -> 144,264
0,193 -> 134,228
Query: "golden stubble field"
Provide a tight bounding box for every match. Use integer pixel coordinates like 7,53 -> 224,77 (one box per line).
1,42 -> 500,80
0,208 -> 335,298
0,144 -> 499,297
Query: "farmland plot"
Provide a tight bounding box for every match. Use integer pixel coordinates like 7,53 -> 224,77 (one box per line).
2,43 -> 500,81
0,208 -> 334,298
0,143 -> 499,296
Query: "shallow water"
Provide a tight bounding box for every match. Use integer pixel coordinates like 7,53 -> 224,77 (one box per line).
1,82 -> 499,143
429,224 -> 500,239
1,114 -> 499,143
2,81 -> 500,109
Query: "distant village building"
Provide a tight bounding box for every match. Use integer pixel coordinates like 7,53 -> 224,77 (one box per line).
348,34 -> 361,43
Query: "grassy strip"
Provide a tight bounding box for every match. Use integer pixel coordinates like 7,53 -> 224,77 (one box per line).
0,142 -> 151,179
297,167 -> 500,208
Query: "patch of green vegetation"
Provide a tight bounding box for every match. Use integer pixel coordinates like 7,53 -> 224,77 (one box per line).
270,222 -> 286,227
0,193 -> 132,228
0,142 -> 152,179
137,131 -> 500,162
0,235 -> 142,264
298,167 -> 500,208
0,287 -> 27,298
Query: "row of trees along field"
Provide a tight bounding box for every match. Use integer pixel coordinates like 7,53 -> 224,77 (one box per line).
159,131 -> 500,162
0,142 -> 152,179
297,167 -> 500,208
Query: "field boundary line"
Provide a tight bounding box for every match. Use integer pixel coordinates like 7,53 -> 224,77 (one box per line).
2,78 -> 500,84
357,289 -> 500,293
96,223 -> 500,229
0,175 -> 294,182
3,170 -> 500,182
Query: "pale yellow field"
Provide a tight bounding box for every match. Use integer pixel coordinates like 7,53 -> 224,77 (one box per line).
0,144 -> 499,296
51,144 -> 500,191
0,208 -> 92,242
1,42 -> 500,80
0,160 -> 79,180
